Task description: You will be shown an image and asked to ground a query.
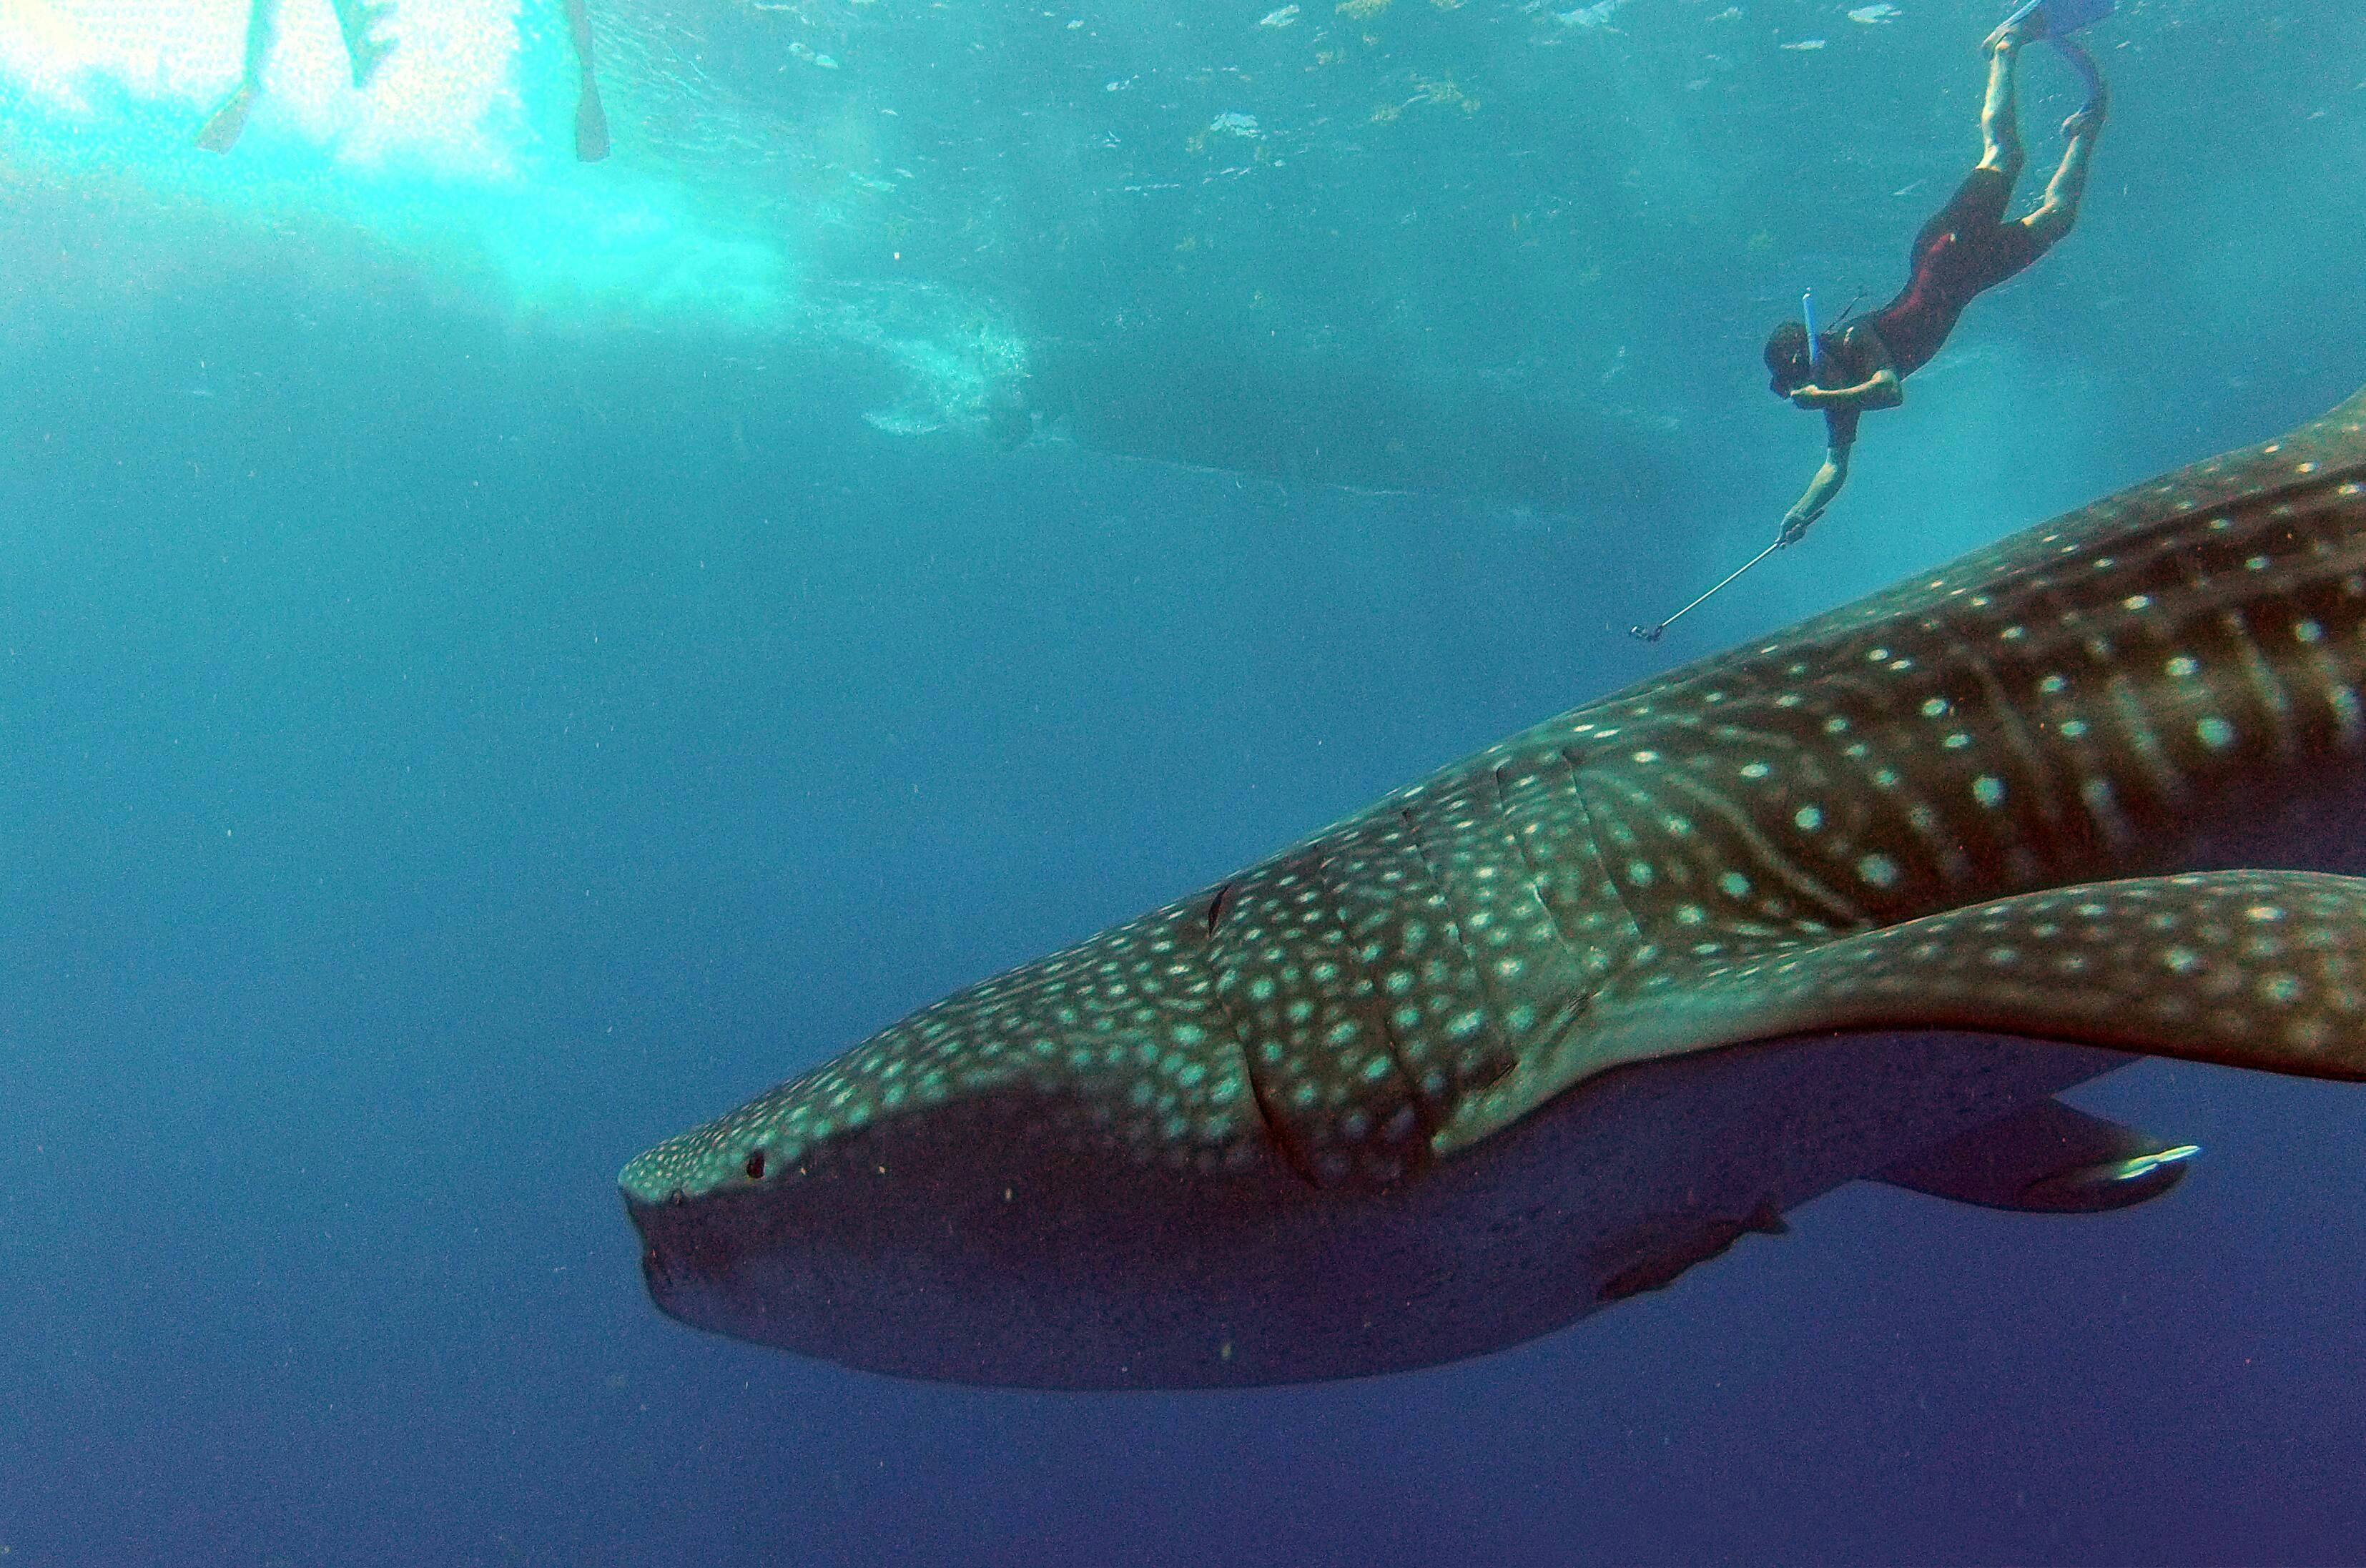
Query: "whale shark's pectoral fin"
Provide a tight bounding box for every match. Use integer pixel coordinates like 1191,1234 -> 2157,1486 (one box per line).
1439,871 -> 2366,1159
1705,871 -> 2366,1083
1874,1098 -> 2199,1215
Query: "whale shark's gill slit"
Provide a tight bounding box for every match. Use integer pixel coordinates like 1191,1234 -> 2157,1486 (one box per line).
1394,804 -> 1516,1065
1193,900 -> 1319,1190
1211,932 -> 1325,1192
1557,748 -> 1649,938
1241,1060 -> 1321,1189
1491,759 -> 1584,952
1313,851 -> 1440,1140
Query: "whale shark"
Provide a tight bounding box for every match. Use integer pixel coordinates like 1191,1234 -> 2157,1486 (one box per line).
623,383 -> 2366,1387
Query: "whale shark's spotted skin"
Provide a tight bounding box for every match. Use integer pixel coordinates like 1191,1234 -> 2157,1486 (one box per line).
623,388 -> 2366,1385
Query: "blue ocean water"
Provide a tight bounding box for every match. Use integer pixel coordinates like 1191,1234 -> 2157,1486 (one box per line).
1,0 -> 2364,1562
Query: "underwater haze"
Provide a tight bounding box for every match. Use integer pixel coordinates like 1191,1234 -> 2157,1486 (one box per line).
3,0 -> 2365,1563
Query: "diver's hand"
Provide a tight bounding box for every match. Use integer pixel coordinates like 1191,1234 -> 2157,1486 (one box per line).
1789,386 -> 1832,410
1778,511 -> 1814,547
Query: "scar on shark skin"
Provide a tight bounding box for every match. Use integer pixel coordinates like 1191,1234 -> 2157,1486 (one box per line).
624,384 -> 2366,1389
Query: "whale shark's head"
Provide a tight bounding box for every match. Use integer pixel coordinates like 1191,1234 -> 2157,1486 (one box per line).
620,895 -> 1329,1384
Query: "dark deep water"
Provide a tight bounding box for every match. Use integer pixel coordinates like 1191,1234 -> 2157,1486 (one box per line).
4,0 -> 2366,1563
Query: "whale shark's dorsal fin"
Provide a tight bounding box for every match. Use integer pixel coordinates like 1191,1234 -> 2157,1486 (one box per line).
1439,869 -> 2366,1153
1874,1096 -> 2196,1214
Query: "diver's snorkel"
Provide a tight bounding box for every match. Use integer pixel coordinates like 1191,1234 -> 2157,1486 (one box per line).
1800,287 -> 1826,381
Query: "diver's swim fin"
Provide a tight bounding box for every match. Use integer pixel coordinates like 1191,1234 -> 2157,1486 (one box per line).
1875,1098 -> 2197,1215
566,0 -> 611,162
2050,37 -> 2104,107
2001,0 -> 2114,39
1996,0 -> 2110,106
195,82 -> 257,154
2037,0 -> 2113,34
576,79 -> 611,163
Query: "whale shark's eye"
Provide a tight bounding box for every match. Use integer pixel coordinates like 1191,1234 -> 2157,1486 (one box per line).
744,1149 -> 768,1182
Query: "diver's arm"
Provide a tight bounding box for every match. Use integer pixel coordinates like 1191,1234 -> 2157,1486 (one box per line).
1790,375 -> 1899,411
195,0 -> 279,153
1790,328 -> 1902,411
1791,373 -> 1900,411
1780,443 -> 1853,544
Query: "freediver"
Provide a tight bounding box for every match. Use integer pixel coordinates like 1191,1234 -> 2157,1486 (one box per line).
1763,15 -> 2106,546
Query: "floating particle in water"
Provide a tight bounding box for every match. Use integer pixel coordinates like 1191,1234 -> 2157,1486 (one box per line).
1208,111 -> 1261,137
1259,4 -> 1301,25
1781,36 -> 1827,48
1847,4 -> 1899,22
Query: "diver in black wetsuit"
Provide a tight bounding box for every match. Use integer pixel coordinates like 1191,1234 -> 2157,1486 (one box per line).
1763,19 -> 2106,544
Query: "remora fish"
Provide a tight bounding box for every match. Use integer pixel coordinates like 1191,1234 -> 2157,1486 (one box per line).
624,386 -> 2366,1387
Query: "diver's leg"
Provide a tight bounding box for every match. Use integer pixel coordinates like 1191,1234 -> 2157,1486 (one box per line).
1978,29 -> 2026,183
566,0 -> 611,162
237,0 -> 280,83
195,0 -> 278,152
2021,74 -> 2107,250
328,1 -> 395,89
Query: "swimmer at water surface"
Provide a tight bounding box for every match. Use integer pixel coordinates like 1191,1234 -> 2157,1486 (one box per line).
197,0 -> 392,153
198,1 -> 607,162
